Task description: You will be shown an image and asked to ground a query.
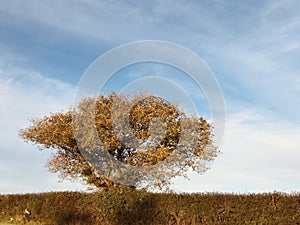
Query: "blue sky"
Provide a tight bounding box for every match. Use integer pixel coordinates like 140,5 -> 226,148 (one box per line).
0,0 -> 300,194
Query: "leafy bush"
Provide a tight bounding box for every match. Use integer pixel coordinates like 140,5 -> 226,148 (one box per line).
1,190 -> 300,225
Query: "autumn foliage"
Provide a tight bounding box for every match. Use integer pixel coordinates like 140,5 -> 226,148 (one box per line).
19,93 -> 218,190
1,191 -> 299,225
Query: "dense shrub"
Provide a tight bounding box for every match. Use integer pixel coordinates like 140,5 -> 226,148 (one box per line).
1,190 -> 300,225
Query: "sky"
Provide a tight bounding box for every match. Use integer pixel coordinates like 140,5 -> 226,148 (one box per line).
0,0 -> 300,194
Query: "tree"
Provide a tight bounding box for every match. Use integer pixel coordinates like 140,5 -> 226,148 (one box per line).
19,93 -> 219,191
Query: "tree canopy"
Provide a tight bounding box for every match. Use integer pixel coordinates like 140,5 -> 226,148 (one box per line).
20,93 -> 219,191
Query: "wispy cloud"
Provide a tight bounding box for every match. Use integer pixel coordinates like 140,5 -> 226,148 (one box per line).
173,110 -> 300,193
0,63 -> 86,194
1,0 -> 300,193
2,0 -> 299,120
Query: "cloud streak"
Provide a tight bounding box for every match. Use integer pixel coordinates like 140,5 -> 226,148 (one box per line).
0,63 -> 86,194
0,0 -> 300,193
173,111 -> 300,193
2,0 -> 299,121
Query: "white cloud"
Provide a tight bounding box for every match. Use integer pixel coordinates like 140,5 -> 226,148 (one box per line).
1,63 -> 300,194
1,0 -> 300,193
0,64 -> 87,194
173,110 -> 300,193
